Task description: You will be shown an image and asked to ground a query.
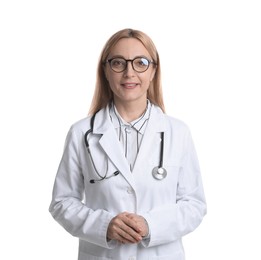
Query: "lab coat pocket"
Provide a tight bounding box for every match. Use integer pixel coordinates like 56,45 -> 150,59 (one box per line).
148,159 -> 180,183
135,163 -> 180,207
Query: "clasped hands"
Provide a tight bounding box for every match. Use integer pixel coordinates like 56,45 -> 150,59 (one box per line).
107,212 -> 149,244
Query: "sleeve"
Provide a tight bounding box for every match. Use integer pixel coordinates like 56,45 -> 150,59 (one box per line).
141,127 -> 207,248
48,126 -> 117,249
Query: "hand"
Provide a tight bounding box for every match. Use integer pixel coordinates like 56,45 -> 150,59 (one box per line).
107,212 -> 144,244
125,213 -> 149,238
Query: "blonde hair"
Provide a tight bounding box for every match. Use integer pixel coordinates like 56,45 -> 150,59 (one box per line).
88,28 -> 165,115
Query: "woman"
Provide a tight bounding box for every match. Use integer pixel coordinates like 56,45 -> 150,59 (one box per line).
49,28 -> 207,260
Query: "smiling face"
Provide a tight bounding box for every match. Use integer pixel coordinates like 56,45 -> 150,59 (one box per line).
104,38 -> 156,107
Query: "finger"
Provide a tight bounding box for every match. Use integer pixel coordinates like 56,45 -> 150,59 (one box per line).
121,214 -> 142,233
121,224 -> 142,242
117,228 -> 142,243
107,216 -> 142,243
125,214 -> 149,237
109,224 -> 140,243
113,218 -> 142,243
124,214 -> 143,232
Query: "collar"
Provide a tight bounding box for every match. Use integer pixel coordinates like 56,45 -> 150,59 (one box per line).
109,100 -> 152,135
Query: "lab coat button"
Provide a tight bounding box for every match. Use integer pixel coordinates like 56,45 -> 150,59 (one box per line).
127,188 -> 133,194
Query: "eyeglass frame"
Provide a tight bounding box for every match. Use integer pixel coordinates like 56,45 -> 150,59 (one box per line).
104,56 -> 157,73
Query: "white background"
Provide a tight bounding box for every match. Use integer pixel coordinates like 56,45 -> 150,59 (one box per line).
1,0 -> 261,259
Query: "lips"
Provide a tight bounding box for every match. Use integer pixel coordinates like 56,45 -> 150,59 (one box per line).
121,83 -> 138,89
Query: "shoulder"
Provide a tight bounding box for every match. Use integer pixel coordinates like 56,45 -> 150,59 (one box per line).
71,116 -> 91,129
165,115 -> 192,142
165,114 -> 189,130
64,116 -> 92,140
69,116 -> 90,131
60,116 -> 93,150
153,105 -> 190,133
68,105 -> 109,133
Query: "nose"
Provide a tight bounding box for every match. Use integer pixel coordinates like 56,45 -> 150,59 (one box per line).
124,61 -> 135,76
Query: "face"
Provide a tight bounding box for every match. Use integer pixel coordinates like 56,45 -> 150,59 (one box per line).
104,38 -> 156,106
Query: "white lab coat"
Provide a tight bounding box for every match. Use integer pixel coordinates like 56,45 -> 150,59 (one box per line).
49,104 -> 207,260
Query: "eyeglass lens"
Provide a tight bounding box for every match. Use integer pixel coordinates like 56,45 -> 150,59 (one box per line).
109,57 -> 150,73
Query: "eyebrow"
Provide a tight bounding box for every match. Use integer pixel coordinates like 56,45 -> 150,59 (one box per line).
107,55 -> 151,60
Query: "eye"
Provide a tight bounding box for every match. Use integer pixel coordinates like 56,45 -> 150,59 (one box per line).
134,57 -> 149,68
111,58 -> 126,68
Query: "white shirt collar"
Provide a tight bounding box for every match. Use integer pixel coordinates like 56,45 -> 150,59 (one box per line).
109,100 -> 152,135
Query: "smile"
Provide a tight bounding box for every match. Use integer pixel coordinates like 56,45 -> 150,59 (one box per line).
121,83 -> 138,89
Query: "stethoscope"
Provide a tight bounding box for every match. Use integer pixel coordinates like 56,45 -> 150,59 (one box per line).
84,112 -> 167,183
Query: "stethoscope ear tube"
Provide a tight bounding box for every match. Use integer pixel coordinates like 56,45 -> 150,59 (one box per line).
84,112 -> 98,150
159,132 -> 164,168
152,132 -> 167,180
84,129 -> 92,151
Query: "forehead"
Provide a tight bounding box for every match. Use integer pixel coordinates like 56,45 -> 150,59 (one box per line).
109,38 -> 150,58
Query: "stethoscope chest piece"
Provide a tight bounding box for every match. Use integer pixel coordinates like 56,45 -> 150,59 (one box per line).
152,166 -> 167,180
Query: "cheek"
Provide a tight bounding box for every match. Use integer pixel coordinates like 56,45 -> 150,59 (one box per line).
106,74 -> 120,91
142,73 -> 154,88
105,69 -> 114,86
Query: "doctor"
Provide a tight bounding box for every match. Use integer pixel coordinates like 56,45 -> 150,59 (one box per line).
49,28 -> 207,260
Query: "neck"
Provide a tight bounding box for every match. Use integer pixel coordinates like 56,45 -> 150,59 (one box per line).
113,99 -> 148,122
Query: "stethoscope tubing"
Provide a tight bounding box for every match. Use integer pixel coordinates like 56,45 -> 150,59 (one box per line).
84,111 -> 167,183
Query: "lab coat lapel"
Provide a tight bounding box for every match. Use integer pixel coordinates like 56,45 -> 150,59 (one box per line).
93,107 -> 134,187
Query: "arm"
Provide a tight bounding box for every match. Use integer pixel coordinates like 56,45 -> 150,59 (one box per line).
49,126 -> 116,248
141,129 -> 207,247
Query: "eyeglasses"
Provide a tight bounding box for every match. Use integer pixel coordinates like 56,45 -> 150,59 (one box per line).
105,56 -> 156,73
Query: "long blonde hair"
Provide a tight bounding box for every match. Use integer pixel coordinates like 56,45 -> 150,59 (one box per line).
88,28 -> 165,115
